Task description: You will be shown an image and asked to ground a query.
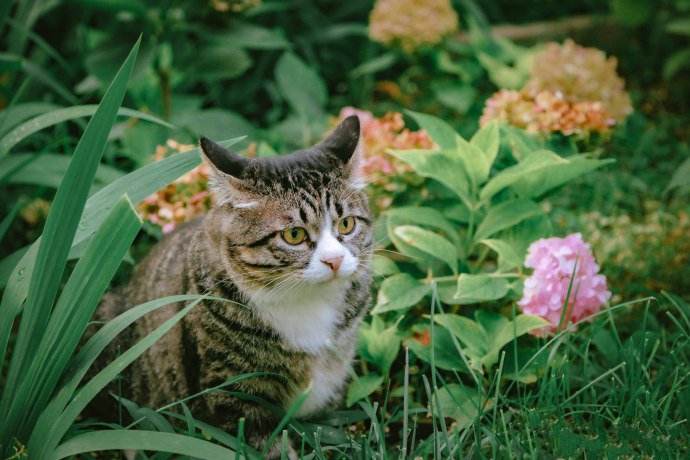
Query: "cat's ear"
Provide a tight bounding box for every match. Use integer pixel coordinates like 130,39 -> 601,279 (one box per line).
199,136 -> 250,178
199,136 -> 257,207
318,115 -> 365,188
319,115 -> 360,165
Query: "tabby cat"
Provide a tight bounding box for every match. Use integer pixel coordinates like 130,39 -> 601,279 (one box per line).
94,116 -> 373,457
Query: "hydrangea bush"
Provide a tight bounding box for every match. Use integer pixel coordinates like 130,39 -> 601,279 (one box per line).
481,40 -> 632,137
369,0 -> 459,52
519,233 -> 611,335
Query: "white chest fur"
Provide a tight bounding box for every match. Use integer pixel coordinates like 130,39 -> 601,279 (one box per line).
295,348 -> 351,417
250,279 -> 349,354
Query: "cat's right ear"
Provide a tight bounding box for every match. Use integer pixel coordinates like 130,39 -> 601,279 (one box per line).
199,137 -> 249,178
199,136 -> 256,207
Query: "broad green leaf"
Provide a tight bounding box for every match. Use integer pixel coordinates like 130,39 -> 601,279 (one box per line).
511,156 -> 614,199
6,197 -> 141,439
667,18 -> 690,36
664,156 -> 690,197
218,22 -> 291,49
406,327 -> 471,372
500,213 -> 553,263
372,273 -> 431,314
480,238 -> 523,271
358,316 -> 401,374
350,52 -> 398,78
346,374 -> 384,407
404,110 -> 458,150
470,121 -> 500,171
0,105 -> 173,157
275,53 -> 327,119
384,206 -> 461,247
371,254 -> 399,277
663,48 -> 690,80
434,313 -> 488,354
390,149 -> 473,206
174,108 -> 255,143
189,46 -> 252,82
477,52 -> 528,90
456,134 -> 490,186
393,225 -> 458,274
454,274 -> 510,304
474,198 -> 543,242
0,39 -> 141,432
433,384 -> 486,427
386,215 -> 437,267
0,152 -> 123,189
611,0 -> 654,27
475,311 -> 550,368
53,430 -> 237,459
480,150 -> 565,201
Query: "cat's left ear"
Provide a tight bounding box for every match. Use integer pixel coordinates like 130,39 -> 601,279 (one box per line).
199,136 -> 259,207
318,115 -> 364,188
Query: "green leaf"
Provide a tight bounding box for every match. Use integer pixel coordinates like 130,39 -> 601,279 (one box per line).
0,152 -> 124,190
477,52 -> 528,90
667,18 -> 690,36
371,254 -> 399,277
480,238 -> 523,271
346,374 -> 383,407
393,225 -> 458,274
470,121 -> 500,172
475,311 -> 550,368
358,316 -> 401,374
663,48 -> 690,80
275,53 -> 327,119
372,273 -> 431,314
0,105 -> 173,158
406,327 -> 471,372
474,198 -> 543,242
434,313 -> 488,354
390,149 -> 473,206
454,274 -> 510,304
218,22 -> 291,49
0,102 -> 61,137
350,52 -> 398,78
190,46 -> 253,82
433,384 -> 486,427
42,299 -> 202,454
5,196 -> 141,440
54,430 -> 237,459
404,111 -> 458,150
0,38 -> 141,435
664,156 -> 690,197
456,134 -> 490,187
384,206 -> 461,247
29,296 -> 211,454
611,0 -> 654,27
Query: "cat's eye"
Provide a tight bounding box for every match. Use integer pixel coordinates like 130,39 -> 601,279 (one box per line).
338,216 -> 356,235
282,227 -> 307,245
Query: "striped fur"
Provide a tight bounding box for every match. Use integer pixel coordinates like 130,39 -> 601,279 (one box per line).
93,117 -> 372,457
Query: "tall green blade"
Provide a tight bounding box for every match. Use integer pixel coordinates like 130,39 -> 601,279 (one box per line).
41,299 -> 201,454
29,295 -> 217,455
5,196 -> 141,441
0,37 -> 141,430
53,430 -> 237,459
0,105 -> 174,158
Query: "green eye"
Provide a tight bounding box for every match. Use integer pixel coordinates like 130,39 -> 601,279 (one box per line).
338,216 -> 356,235
282,227 -> 307,245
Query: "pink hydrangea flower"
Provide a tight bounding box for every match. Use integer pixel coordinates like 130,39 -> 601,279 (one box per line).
518,233 -> 611,336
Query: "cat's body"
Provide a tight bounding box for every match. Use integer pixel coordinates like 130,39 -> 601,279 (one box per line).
92,116 -> 372,456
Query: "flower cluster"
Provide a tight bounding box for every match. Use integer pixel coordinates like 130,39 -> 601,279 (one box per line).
210,0 -> 260,13
482,89 -> 614,135
481,40 -> 632,136
369,0 -> 458,53
335,107 -> 433,211
139,140 -> 213,234
518,233 -> 611,336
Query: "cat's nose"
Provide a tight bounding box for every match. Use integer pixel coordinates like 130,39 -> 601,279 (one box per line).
321,256 -> 344,272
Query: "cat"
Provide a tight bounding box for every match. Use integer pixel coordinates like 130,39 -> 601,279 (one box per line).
91,115 -> 373,458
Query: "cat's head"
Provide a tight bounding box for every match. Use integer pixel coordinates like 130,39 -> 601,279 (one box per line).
199,116 -> 372,294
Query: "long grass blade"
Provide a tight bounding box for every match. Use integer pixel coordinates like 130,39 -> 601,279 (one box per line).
28,295 -> 215,454
52,430 -> 237,459
0,105 -> 174,157
5,196 -> 141,440
40,298 -> 201,454
0,37 -> 141,440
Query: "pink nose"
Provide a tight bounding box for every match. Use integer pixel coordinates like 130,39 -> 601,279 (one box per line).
321,256 -> 344,272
